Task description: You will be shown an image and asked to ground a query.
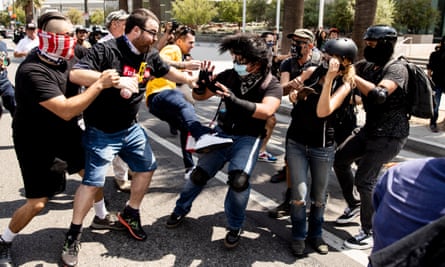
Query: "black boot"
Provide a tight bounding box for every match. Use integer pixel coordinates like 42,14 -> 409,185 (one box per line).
268,188 -> 291,218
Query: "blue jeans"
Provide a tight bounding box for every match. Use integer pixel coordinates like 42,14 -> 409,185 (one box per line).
431,85 -> 443,126
148,90 -> 210,169
286,138 -> 335,241
334,130 -> 406,233
82,124 -> 157,187
0,71 -> 16,116
173,131 -> 262,230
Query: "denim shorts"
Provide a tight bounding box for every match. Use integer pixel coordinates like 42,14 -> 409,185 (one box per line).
82,123 -> 157,187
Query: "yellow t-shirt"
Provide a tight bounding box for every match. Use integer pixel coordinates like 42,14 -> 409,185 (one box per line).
146,44 -> 181,98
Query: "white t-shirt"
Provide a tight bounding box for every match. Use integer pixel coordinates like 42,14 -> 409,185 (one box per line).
15,36 -> 39,54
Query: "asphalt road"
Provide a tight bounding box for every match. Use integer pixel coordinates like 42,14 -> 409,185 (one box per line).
0,39 -> 426,266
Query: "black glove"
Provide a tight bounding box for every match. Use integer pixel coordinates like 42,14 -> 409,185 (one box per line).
368,87 -> 388,104
225,93 -> 256,117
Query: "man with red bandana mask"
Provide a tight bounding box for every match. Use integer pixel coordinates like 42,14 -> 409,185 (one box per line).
0,11 -> 121,267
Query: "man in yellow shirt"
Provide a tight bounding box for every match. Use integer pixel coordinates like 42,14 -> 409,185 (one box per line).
146,26 -> 232,178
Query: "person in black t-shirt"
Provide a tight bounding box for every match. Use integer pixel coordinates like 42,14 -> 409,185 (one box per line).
62,8 -> 200,267
427,36 -> 445,132
0,11 -> 120,267
335,25 -> 409,251
165,33 -> 282,249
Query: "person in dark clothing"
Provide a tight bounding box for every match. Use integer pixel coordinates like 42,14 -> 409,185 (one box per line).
334,25 -> 409,250
61,9 -> 199,266
427,36 -> 445,132
165,33 -> 282,249
0,11 -> 119,267
0,38 -> 16,118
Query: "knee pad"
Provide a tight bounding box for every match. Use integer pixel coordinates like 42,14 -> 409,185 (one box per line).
190,167 -> 211,186
227,170 -> 250,192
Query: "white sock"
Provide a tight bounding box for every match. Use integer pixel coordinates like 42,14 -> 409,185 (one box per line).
1,227 -> 17,242
93,199 -> 108,219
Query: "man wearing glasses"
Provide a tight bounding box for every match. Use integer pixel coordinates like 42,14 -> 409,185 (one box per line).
61,8 -> 200,266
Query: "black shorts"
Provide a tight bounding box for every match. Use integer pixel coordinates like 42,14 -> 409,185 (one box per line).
13,125 -> 84,198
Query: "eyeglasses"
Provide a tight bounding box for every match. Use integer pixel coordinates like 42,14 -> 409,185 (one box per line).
140,26 -> 158,38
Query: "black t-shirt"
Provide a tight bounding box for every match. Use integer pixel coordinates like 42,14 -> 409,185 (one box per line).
286,67 -> 345,148
75,36 -> 170,132
280,57 -> 317,80
427,49 -> 445,87
13,49 -> 80,143
215,70 -> 282,137
355,60 -> 409,138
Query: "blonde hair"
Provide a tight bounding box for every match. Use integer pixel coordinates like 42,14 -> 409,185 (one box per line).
341,58 -> 356,89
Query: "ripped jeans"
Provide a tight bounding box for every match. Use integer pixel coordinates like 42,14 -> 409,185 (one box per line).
286,138 -> 335,241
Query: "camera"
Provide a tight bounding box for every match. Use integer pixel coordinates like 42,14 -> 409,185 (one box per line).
170,20 -> 180,34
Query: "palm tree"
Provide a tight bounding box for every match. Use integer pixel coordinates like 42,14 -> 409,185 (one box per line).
16,0 -> 42,23
352,0 -> 377,59
119,0 -> 129,12
281,0 -> 304,54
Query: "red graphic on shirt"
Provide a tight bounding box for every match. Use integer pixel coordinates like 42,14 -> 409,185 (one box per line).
123,65 -> 137,77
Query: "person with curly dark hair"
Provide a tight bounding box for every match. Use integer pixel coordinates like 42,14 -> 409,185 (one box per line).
165,33 -> 282,249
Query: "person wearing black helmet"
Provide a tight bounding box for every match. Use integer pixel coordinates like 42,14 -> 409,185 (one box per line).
165,33 -> 282,249
281,37 -> 357,257
333,25 -> 409,250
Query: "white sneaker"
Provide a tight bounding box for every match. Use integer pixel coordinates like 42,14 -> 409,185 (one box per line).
193,133 -> 233,153
184,167 -> 195,180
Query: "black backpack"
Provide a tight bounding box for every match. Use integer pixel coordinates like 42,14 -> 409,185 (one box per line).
384,56 -> 435,119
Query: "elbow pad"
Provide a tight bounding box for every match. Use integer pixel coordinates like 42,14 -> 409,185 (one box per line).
368,87 -> 388,104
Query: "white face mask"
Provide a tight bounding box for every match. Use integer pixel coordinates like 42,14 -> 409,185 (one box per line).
233,62 -> 249,76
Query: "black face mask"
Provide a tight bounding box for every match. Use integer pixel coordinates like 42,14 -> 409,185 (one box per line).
364,41 -> 394,66
290,45 -> 303,59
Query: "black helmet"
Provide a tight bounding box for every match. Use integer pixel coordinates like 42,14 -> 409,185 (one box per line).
323,38 -> 358,62
364,25 -> 397,45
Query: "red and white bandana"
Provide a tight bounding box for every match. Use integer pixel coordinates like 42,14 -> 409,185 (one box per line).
38,29 -> 77,60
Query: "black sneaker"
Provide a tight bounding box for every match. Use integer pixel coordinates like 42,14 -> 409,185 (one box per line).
90,213 -> 125,231
270,167 -> 286,183
117,212 -> 147,241
344,229 -> 373,250
0,235 -> 13,267
61,234 -> 81,267
166,213 -> 185,228
268,200 -> 290,218
308,237 -> 329,255
224,229 -> 241,249
336,205 -> 360,224
290,240 -> 306,258
430,124 -> 439,133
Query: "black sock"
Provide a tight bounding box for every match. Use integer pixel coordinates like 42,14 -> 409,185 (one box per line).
124,205 -> 139,217
67,223 -> 82,239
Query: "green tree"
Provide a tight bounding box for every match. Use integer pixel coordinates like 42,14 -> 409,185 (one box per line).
217,0 -> 242,24
303,0 -> 319,28
374,0 -> 396,26
247,0 -> 268,22
66,8 -> 83,26
395,0 -> 438,34
172,0 -> 217,28
324,0 -> 354,34
90,10 -> 105,26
